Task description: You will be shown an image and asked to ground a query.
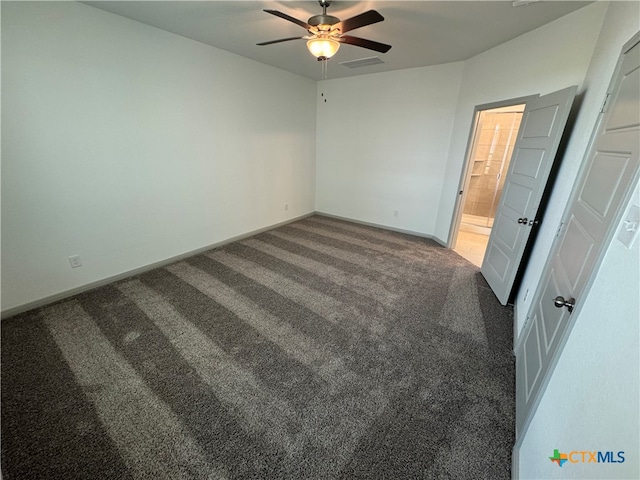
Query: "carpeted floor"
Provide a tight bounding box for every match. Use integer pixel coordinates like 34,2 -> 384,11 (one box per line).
1,215 -> 514,479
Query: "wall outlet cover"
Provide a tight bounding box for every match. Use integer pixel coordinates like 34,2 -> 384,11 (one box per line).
69,255 -> 83,268
617,204 -> 640,249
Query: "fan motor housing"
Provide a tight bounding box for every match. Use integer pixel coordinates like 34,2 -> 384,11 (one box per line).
308,14 -> 340,27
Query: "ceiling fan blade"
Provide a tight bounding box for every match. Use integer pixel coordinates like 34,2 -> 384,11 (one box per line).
264,9 -> 311,31
338,35 -> 392,53
257,36 -> 305,46
333,10 -> 384,34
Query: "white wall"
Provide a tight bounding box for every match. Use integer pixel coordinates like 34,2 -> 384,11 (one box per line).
435,2 -> 607,247
315,62 -> 464,238
517,3 -> 640,479
1,2 -> 317,314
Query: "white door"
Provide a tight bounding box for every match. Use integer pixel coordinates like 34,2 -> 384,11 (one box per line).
515,35 -> 640,437
481,86 -> 577,305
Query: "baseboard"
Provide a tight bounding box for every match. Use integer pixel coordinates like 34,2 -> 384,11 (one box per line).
314,211 -> 447,246
513,303 -> 520,355
1,212 -> 314,320
512,440 -> 520,480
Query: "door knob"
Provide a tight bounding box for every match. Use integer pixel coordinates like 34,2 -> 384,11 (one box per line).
518,217 -> 528,224
553,295 -> 575,313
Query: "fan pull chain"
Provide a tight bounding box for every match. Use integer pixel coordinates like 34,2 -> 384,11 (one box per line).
321,58 -> 328,80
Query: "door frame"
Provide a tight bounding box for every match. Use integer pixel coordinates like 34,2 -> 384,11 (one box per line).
448,95 -> 538,250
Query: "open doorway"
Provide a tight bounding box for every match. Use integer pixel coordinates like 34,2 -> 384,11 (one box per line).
454,103 -> 526,266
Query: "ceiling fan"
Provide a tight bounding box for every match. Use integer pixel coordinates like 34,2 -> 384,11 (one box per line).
257,0 -> 392,61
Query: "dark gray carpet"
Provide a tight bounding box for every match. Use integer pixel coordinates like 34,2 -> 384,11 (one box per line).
1,215 -> 514,479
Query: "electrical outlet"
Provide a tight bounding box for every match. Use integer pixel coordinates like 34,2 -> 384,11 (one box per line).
284,203 -> 289,211
394,210 -> 399,217
69,255 -> 82,268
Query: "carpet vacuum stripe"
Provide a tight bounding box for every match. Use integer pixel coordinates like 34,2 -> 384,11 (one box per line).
116,279 -> 300,455
43,300 -> 227,480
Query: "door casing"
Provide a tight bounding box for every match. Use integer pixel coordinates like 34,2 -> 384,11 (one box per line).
449,96 -> 538,251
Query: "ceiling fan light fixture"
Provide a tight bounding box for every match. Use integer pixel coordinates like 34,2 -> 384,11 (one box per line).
307,37 -> 340,59
259,2 -> 391,64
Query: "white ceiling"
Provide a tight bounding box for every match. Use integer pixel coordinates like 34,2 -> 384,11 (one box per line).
82,1 -> 591,81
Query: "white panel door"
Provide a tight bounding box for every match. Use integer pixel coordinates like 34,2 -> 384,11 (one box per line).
481,86 -> 577,305
516,36 -> 640,437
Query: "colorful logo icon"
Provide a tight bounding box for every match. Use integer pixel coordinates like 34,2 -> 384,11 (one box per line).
550,449 -> 568,467
549,448 -> 626,467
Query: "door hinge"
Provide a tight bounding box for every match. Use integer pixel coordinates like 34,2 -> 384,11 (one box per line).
521,314 -> 533,333
555,221 -> 565,238
600,92 -> 612,113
